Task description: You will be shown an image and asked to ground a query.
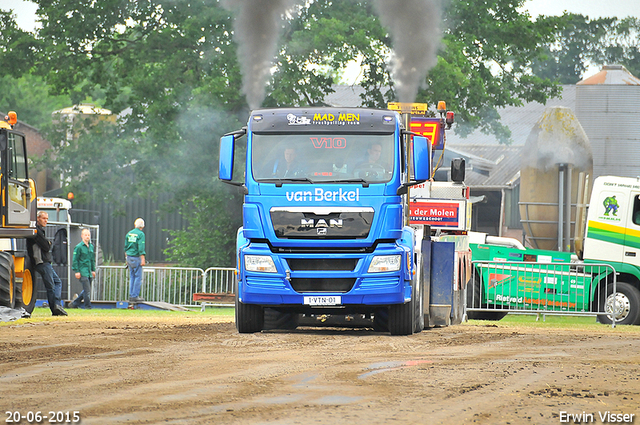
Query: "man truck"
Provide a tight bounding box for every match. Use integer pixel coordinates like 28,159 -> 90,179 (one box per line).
469,175 -> 640,325
0,111 -> 38,314
219,105 -> 469,335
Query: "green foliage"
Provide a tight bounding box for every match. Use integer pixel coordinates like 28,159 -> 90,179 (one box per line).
531,15 -> 640,84
0,74 -> 70,129
13,0 -> 638,265
0,10 -> 40,77
164,188 -> 242,268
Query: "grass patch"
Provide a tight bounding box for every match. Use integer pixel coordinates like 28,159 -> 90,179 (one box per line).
1,306 -> 234,326
466,313 -> 640,332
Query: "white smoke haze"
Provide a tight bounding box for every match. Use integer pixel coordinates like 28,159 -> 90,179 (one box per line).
373,0 -> 442,103
221,0 -> 296,109
523,106 -> 593,172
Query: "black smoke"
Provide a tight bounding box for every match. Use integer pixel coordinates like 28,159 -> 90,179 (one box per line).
221,0 -> 296,109
373,0 -> 442,103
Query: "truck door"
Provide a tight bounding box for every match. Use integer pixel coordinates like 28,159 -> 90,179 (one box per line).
584,186 -> 627,265
2,132 -> 32,226
623,192 -> 640,267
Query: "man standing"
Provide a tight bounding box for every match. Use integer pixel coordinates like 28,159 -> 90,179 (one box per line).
69,228 -> 96,309
125,218 -> 146,302
27,211 -> 67,316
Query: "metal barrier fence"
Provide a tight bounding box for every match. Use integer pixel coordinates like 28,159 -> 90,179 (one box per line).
467,260 -> 618,327
94,266 -> 236,307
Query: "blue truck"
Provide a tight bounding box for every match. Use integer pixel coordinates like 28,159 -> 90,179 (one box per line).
219,107 -> 467,334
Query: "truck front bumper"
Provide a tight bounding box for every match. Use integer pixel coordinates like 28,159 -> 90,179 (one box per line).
238,242 -> 411,307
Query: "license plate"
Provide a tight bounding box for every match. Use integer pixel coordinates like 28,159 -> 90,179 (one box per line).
303,296 -> 341,306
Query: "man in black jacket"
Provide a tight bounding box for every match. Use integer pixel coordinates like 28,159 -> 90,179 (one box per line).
27,211 -> 67,316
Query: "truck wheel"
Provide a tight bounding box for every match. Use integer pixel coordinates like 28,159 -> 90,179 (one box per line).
413,255 -> 425,333
263,308 -> 299,330
597,281 -> 640,325
389,300 -> 413,335
466,273 -> 507,321
235,292 -> 264,333
413,276 -> 424,333
373,308 -> 389,332
0,252 -> 15,309
15,256 -> 36,314
389,281 -> 415,336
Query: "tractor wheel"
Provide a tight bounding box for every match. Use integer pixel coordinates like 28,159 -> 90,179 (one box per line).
0,252 -> 15,309
15,256 -> 36,314
597,281 -> 640,325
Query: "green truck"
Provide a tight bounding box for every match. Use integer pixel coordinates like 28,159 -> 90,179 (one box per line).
468,175 -> 640,325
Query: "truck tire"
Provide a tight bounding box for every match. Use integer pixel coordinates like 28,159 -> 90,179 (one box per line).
413,255 -> 425,333
263,308 -> 299,330
235,289 -> 264,333
0,252 -> 15,309
466,273 -> 507,321
388,281 -> 415,335
373,308 -> 389,332
15,256 -> 36,314
597,281 -> 640,325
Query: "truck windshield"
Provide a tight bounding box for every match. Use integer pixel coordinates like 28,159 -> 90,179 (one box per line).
252,133 -> 395,183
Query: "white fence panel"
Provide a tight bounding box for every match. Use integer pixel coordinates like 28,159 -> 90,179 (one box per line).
203,267 -> 236,294
467,261 -> 618,326
95,266 -> 206,306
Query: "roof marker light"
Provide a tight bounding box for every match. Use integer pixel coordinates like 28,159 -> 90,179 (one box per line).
7,111 -> 17,125
446,111 -> 455,129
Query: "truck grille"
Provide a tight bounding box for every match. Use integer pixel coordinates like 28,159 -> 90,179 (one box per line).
287,258 -> 356,271
290,278 -> 356,293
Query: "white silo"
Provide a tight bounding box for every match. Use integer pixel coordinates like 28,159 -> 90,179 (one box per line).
575,65 -> 640,178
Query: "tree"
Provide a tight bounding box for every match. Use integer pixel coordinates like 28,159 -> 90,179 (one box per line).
164,188 -> 241,268
265,1 -> 563,143
0,9 -> 40,78
0,74 -> 70,129
530,15 -> 640,84
28,0 -> 568,264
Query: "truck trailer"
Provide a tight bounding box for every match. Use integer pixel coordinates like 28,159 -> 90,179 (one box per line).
469,175 -> 640,325
219,106 -> 470,335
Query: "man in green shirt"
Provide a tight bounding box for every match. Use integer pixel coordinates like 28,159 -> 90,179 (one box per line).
125,218 -> 146,302
69,228 -> 96,309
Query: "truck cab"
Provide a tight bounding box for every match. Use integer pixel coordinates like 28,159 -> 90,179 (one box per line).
220,107 -> 435,334
0,112 -> 37,313
583,176 -> 640,270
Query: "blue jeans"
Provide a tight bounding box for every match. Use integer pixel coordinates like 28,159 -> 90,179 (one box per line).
35,262 -> 62,313
126,256 -> 143,298
72,276 -> 92,308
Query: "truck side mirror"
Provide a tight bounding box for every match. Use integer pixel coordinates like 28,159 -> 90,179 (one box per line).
219,134 -> 235,181
0,131 -> 6,151
451,158 -> 465,183
413,135 -> 431,181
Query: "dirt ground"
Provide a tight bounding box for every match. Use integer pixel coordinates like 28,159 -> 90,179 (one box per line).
1,311 -> 640,425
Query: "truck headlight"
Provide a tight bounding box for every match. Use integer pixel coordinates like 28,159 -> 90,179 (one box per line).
244,255 -> 277,273
368,255 -> 401,273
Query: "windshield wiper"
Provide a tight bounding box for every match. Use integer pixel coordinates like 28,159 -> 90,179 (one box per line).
323,178 -> 370,187
259,177 -> 315,187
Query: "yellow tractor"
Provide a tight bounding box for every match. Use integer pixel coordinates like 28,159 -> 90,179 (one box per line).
0,111 -> 38,313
